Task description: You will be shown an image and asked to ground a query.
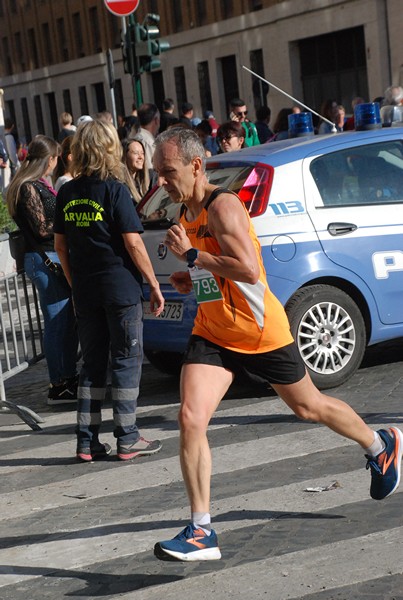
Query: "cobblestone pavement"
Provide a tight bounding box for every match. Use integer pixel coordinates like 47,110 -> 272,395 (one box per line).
0,339 -> 402,600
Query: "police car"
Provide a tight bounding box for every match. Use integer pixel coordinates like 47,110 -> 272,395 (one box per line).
139,125 -> 403,389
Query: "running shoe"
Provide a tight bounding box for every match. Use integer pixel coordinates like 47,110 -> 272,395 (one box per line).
117,437 -> 162,461
154,523 -> 221,561
366,427 -> 403,500
76,442 -> 112,463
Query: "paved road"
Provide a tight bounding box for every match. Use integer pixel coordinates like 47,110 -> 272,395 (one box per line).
1,340 -> 402,600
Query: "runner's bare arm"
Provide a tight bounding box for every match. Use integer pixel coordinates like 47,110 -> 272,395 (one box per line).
165,193 -> 259,284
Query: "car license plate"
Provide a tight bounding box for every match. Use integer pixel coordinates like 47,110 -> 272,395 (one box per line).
143,301 -> 183,321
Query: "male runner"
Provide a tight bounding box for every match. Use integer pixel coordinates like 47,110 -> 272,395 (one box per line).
152,127 -> 402,561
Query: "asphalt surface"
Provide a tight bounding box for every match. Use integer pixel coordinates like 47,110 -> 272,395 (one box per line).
1,339 -> 402,599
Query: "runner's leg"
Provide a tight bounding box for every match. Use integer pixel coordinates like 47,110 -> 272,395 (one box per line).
272,372 -> 374,449
179,362 -> 234,513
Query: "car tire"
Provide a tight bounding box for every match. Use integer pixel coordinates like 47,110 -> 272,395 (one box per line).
144,350 -> 182,377
285,284 -> 366,390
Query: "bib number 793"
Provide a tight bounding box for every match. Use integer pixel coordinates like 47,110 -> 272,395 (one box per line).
189,267 -> 223,303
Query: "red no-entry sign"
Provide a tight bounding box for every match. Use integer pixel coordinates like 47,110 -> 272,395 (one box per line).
104,0 -> 140,17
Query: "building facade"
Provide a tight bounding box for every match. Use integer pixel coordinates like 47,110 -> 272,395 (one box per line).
0,0 -> 401,142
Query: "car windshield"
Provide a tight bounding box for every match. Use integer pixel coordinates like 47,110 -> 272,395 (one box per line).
138,165 -> 254,228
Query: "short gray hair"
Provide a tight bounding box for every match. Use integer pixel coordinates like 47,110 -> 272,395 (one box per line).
155,127 -> 206,171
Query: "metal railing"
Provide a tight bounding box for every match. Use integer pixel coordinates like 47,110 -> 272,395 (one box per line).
0,236 -> 45,430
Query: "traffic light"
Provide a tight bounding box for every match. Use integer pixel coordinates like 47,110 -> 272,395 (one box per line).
121,24 -> 135,75
134,16 -> 170,73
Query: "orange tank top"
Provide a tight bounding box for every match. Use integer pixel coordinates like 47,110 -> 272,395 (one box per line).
180,188 -> 293,353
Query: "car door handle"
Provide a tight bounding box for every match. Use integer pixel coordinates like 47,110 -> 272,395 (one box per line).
327,222 -> 358,236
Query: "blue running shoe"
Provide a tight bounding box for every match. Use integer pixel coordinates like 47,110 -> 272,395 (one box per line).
366,427 -> 403,500
154,523 -> 221,561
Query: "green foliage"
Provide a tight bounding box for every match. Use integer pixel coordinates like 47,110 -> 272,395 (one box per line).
0,193 -> 17,233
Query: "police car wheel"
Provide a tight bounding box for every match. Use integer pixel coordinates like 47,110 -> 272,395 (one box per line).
285,284 -> 366,390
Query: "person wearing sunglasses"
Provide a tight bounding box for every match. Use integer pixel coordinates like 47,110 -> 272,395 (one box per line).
216,121 -> 245,153
229,98 -> 260,147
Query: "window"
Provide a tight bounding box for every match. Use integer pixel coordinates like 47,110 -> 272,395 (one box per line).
57,18 -> 69,62
63,89 -> 72,116
73,12 -> 85,58
114,79 -> 125,120
0,1 -> 4,17
172,0 -> 183,32
249,0 -> 263,9
219,55 -> 239,114
310,141 -> 403,207
89,7 -> 101,53
195,0 -> 207,26
299,27 -> 368,114
174,66 -> 187,108
92,82 -> 106,112
45,92 -> 58,139
249,48 -> 268,110
21,97 -> 32,143
79,86 -> 89,116
198,61 -> 212,115
27,29 -> 39,68
42,23 -> 53,64
2,37 -> 11,75
107,12 -> 121,48
221,0 -> 233,19
34,95 -> 45,134
14,32 -> 25,71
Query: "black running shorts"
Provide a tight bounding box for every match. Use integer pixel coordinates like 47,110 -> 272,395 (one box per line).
183,335 -> 306,386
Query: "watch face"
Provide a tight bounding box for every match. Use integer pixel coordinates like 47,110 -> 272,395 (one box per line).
187,248 -> 198,264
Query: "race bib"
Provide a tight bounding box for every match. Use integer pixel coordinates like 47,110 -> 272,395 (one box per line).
189,267 -> 222,304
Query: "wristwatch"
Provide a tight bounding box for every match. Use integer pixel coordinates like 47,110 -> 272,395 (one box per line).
186,248 -> 199,268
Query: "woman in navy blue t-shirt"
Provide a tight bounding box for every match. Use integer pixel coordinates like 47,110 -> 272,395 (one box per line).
54,119 -> 164,462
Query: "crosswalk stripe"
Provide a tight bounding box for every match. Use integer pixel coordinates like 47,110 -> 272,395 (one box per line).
0,419 -> 364,521
0,462 -> 403,586
119,527 -> 403,600
1,420 -> 399,523
2,376 -> 401,598
1,466 -> 400,588
0,396 -> 299,473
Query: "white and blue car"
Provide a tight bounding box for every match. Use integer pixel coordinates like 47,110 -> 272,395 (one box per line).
139,127 -> 403,389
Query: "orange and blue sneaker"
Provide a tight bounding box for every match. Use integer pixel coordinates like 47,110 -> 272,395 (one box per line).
366,427 -> 403,500
154,523 -> 221,561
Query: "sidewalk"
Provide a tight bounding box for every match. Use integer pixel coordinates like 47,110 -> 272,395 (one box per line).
1,359 -> 61,426
1,355 -> 179,430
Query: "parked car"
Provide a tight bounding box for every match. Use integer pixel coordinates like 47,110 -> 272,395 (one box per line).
138,127 -> 403,389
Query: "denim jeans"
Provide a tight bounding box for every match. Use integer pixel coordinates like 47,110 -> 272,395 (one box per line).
75,302 -> 143,448
24,251 -> 78,385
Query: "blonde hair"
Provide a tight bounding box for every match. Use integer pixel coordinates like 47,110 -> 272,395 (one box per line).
6,135 -> 60,217
71,119 -> 137,198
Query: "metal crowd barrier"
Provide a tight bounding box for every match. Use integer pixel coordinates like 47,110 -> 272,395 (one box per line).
0,233 -> 45,430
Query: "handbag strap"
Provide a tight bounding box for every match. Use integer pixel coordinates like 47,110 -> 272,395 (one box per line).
21,225 -> 60,274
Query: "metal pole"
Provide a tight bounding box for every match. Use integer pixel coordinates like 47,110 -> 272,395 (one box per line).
106,49 -> 117,127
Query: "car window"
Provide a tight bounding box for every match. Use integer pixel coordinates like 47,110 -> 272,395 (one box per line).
310,140 -> 403,207
138,166 -> 254,226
